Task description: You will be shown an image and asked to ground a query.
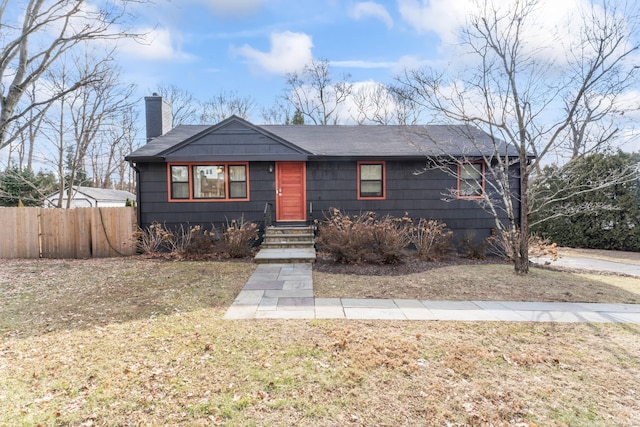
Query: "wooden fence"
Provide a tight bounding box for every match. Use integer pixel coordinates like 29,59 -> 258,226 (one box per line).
0,207 -> 137,259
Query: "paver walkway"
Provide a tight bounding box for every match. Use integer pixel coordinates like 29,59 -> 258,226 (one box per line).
223,263 -> 640,323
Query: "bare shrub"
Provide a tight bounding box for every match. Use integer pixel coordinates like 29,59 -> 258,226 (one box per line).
136,219 -> 258,259
220,217 -> 259,258
410,219 -> 453,261
135,222 -> 175,254
487,231 -> 558,262
487,231 -> 558,263
370,214 -> 413,264
459,231 -> 487,260
181,225 -> 216,258
486,229 -> 516,261
316,209 -> 411,264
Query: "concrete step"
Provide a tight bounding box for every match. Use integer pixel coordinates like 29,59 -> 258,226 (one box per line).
263,233 -> 315,243
257,226 -> 317,263
254,248 -> 316,264
261,241 -> 315,249
265,226 -> 316,235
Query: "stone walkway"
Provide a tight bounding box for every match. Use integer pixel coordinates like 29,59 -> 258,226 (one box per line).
223,263 -> 640,323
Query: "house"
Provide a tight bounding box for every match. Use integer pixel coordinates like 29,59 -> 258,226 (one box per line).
44,186 -> 136,208
125,95 -> 521,241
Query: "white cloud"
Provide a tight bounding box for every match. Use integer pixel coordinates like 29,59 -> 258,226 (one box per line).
398,0 -> 624,66
398,0 -> 469,44
116,27 -> 193,61
190,0 -> 265,17
234,31 -> 314,74
349,2 -> 393,29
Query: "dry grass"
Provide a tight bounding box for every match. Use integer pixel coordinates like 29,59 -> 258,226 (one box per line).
0,257 -> 255,339
314,263 -> 640,303
2,257 -> 640,426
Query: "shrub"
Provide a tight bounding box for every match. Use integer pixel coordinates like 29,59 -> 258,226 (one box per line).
486,229 -> 515,261
219,217 -> 259,258
316,209 -> 411,264
459,231 -> 487,260
135,222 -> 216,258
410,219 -> 453,261
181,225 -> 216,258
486,230 -> 558,263
135,222 -> 175,254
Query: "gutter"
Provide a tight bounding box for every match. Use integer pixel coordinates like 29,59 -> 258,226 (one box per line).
128,160 -> 142,228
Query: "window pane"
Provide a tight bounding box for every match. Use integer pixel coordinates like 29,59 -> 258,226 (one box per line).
193,166 -> 224,198
460,163 -> 483,197
360,181 -> 382,197
229,165 -> 246,181
461,164 -> 481,179
171,166 -> 188,182
460,181 -> 481,197
172,182 -> 189,199
230,181 -> 247,198
360,164 -> 382,180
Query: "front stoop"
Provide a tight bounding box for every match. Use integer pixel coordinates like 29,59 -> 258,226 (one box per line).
254,225 -> 316,264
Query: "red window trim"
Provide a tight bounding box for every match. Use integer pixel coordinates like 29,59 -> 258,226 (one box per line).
357,161 -> 386,201
167,162 -> 250,202
457,161 -> 485,199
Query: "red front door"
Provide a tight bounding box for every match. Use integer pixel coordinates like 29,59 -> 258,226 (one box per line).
276,162 -> 306,222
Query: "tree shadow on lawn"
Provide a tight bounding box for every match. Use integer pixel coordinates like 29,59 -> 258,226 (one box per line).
0,257 -> 256,340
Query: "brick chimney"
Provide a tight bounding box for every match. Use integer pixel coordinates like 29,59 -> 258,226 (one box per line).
145,94 -> 173,142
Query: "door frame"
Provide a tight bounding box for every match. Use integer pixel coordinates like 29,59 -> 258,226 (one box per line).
275,161 -> 307,222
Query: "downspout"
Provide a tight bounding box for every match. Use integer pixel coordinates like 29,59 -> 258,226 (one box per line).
128,160 -> 142,227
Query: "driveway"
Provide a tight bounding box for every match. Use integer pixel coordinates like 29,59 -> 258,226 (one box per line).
531,251 -> 640,277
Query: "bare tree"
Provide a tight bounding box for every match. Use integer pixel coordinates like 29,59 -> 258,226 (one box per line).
0,0 -> 146,150
65,52 -> 134,204
113,107 -> 141,193
42,49 -> 136,206
350,83 -> 422,125
260,100 -> 294,125
155,84 -> 200,126
4,82 -> 50,171
283,59 -> 353,125
397,0 -> 640,274
89,105 -> 139,190
200,90 -> 256,123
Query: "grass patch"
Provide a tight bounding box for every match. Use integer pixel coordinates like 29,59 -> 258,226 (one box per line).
1,257 -> 640,425
313,263 -> 640,303
2,314 -> 639,426
0,257 -> 255,339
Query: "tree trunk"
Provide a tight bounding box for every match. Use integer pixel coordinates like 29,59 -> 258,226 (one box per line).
515,160 -> 530,274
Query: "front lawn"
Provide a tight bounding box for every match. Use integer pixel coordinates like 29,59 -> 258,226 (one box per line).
314,261 -> 640,303
1,257 -> 639,426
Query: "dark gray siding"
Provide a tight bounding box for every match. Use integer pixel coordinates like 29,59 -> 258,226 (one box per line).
137,162 -> 275,232
164,121 -> 306,161
136,159 -> 520,242
307,160 -> 518,241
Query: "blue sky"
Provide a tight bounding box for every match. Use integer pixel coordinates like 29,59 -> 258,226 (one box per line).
1,0 -> 637,164
119,0 -> 455,114
105,0 -> 638,153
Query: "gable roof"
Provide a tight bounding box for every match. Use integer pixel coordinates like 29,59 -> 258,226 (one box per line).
47,186 -> 136,202
126,116 -> 519,162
